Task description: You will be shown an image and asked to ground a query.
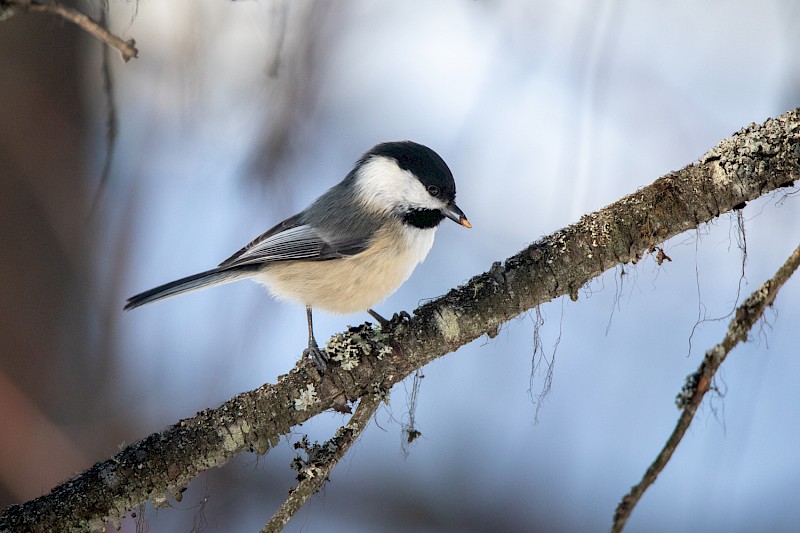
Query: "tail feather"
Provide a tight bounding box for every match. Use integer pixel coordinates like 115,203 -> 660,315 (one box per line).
124,266 -> 258,310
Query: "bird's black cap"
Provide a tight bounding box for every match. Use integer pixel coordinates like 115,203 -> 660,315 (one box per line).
368,141 -> 457,203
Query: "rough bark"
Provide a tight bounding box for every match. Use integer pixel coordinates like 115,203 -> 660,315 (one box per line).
1,109 -> 798,532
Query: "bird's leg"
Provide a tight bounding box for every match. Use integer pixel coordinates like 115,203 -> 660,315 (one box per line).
302,305 -> 328,369
368,308 -> 411,328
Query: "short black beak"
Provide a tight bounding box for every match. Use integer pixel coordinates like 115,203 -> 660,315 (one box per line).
442,202 -> 472,228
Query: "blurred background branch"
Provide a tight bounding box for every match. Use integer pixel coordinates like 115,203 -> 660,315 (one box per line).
1,0 -> 137,61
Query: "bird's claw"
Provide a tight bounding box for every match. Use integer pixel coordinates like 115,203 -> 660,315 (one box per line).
303,341 -> 329,371
391,310 -> 412,325
368,309 -> 411,329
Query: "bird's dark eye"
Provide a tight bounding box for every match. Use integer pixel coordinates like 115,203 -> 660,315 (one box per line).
427,185 -> 440,197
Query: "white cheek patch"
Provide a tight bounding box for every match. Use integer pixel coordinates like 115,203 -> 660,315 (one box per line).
355,157 -> 446,214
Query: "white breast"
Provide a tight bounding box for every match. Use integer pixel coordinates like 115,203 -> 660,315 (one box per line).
254,221 -> 436,314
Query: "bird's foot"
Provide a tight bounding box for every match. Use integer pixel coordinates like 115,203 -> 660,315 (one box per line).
303,339 -> 329,371
368,309 -> 411,329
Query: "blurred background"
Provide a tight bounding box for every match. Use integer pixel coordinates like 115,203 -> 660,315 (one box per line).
1,1 -> 799,531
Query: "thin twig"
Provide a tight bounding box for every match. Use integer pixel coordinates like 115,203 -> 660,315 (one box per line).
10,0 -> 138,62
261,394 -> 383,532
612,242 -> 800,532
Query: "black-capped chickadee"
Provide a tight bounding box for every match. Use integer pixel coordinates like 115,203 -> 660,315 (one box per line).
125,141 -> 471,366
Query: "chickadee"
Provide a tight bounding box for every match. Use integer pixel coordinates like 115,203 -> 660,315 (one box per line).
125,141 -> 471,366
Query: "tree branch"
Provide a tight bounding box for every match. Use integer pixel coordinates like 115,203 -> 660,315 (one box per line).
2,0 -> 138,62
611,241 -> 800,532
261,393 -> 383,532
0,109 -> 798,531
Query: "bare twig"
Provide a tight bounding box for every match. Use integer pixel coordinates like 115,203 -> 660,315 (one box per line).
7,0 -> 138,62
261,394 -> 383,532
612,242 -> 800,532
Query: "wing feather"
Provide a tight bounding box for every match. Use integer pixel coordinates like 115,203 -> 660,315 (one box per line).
219,213 -> 369,269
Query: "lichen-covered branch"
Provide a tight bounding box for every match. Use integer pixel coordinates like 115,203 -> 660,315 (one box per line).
0,110 -> 798,532
261,394 -> 383,532
611,242 -> 800,533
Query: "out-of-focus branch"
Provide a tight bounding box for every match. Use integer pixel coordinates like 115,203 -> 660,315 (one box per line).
0,109 -> 798,531
88,2 -> 120,216
2,0 -> 138,62
261,394 -> 383,532
612,242 -> 800,532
